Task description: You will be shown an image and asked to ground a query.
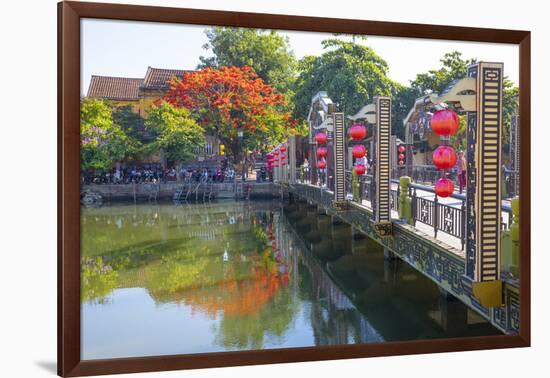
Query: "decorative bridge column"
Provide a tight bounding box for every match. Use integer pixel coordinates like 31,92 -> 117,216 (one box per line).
510,114 -> 520,196
332,112 -> 346,207
465,62 -> 504,306
373,96 -> 393,236
288,135 -> 297,184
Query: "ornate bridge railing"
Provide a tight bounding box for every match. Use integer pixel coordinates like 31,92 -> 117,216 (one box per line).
341,170 -> 512,250
296,168 -> 512,251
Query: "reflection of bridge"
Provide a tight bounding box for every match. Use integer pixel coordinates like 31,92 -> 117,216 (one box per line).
280,204 -> 501,341
274,213 -> 385,344
270,62 -> 520,335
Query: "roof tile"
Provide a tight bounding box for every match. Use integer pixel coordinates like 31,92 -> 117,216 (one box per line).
87,76 -> 142,101
141,67 -> 187,90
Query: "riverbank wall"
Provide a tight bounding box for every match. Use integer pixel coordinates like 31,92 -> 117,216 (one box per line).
82,182 -> 281,202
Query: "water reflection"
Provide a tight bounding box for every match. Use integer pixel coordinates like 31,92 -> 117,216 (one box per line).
81,200 -> 500,360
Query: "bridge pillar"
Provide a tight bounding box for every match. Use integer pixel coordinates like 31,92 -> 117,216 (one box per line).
438,290 -> 468,333
332,112 -> 347,206
509,197 -> 520,277
288,135 -> 297,184
331,217 -> 352,257
510,114 -> 520,196
465,62 -> 504,306
383,250 -> 400,284
373,96 -> 393,237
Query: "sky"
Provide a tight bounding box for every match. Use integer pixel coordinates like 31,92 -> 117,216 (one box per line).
81,18 -> 519,97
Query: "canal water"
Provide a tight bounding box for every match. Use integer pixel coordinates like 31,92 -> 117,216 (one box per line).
81,200 -> 500,360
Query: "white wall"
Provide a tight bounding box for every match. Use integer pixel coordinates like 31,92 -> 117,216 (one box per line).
1,0 -> 547,377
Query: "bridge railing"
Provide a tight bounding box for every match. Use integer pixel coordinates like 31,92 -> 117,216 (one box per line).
342,170 -> 512,250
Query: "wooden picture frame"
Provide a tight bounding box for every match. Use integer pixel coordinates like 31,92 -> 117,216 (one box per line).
58,1 -> 531,376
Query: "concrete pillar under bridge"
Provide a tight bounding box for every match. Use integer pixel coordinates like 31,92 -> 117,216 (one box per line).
437,289 -> 468,334
331,217 -> 353,257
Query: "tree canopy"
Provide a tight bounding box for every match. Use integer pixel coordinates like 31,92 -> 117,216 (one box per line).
293,39 -> 396,122
405,51 -> 519,146
165,66 -> 297,160
198,27 -> 297,94
80,98 -> 131,172
144,102 -> 206,163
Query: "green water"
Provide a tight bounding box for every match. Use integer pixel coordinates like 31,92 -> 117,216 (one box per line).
81,200 -> 500,360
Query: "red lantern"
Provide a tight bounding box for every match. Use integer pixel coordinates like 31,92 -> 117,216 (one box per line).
352,144 -> 366,159
315,132 -> 328,145
274,150 -> 280,155
316,147 -> 328,158
432,145 -> 457,170
398,145 -> 406,153
354,163 -> 366,175
398,153 -> 405,160
280,154 -> 286,159
280,146 -> 286,152
435,178 -> 454,197
399,160 -> 404,166
431,109 -> 459,136
349,124 -> 367,140
317,159 -> 326,169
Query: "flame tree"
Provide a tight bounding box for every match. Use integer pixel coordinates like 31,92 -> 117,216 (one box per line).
165,66 -> 296,162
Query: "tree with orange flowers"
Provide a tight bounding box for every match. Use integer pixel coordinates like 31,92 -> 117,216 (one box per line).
165,66 -> 297,161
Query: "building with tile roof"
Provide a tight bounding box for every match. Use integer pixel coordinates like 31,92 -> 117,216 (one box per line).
85,67 -> 222,168
87,67 -> 191,116
87,76 -> 143,101
141,67 -> 187,91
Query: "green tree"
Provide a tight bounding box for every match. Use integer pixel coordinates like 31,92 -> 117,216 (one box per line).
410,51 -> 476,95
407,51 -> 519,146
198,27 -> 297,94
80,98 -> 129,172
112,105 -> 145,161
293,39 -> 395,122
145,102 -> 206,163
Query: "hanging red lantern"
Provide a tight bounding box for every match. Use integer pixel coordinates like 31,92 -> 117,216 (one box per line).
317,159 -> 326,169
352,144 -> 366,158
399,160 -> 404,166
349,124 -> 367,140
315,132 -> 328,145
316,147 -> 328,158
280,154 -> 286,159
354,163 -> 366,175
274,150 -> 280,155
435,178 -> 454,197
431,109 -> 459,136
432,145 -> 457,170
398,153 -> 405,160
398,145 -> 406,153
280,146 -> 286,152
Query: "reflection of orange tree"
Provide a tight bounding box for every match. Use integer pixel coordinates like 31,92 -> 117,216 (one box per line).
182,259 -> 281,318
180,257 -> 297,350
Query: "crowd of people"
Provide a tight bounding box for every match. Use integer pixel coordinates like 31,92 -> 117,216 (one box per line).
82,165 -> 241,185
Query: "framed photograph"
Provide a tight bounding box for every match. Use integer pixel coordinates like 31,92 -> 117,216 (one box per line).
58,1 -> 530,376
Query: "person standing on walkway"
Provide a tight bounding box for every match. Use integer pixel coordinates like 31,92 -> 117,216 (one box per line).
457,151 -> 467,194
